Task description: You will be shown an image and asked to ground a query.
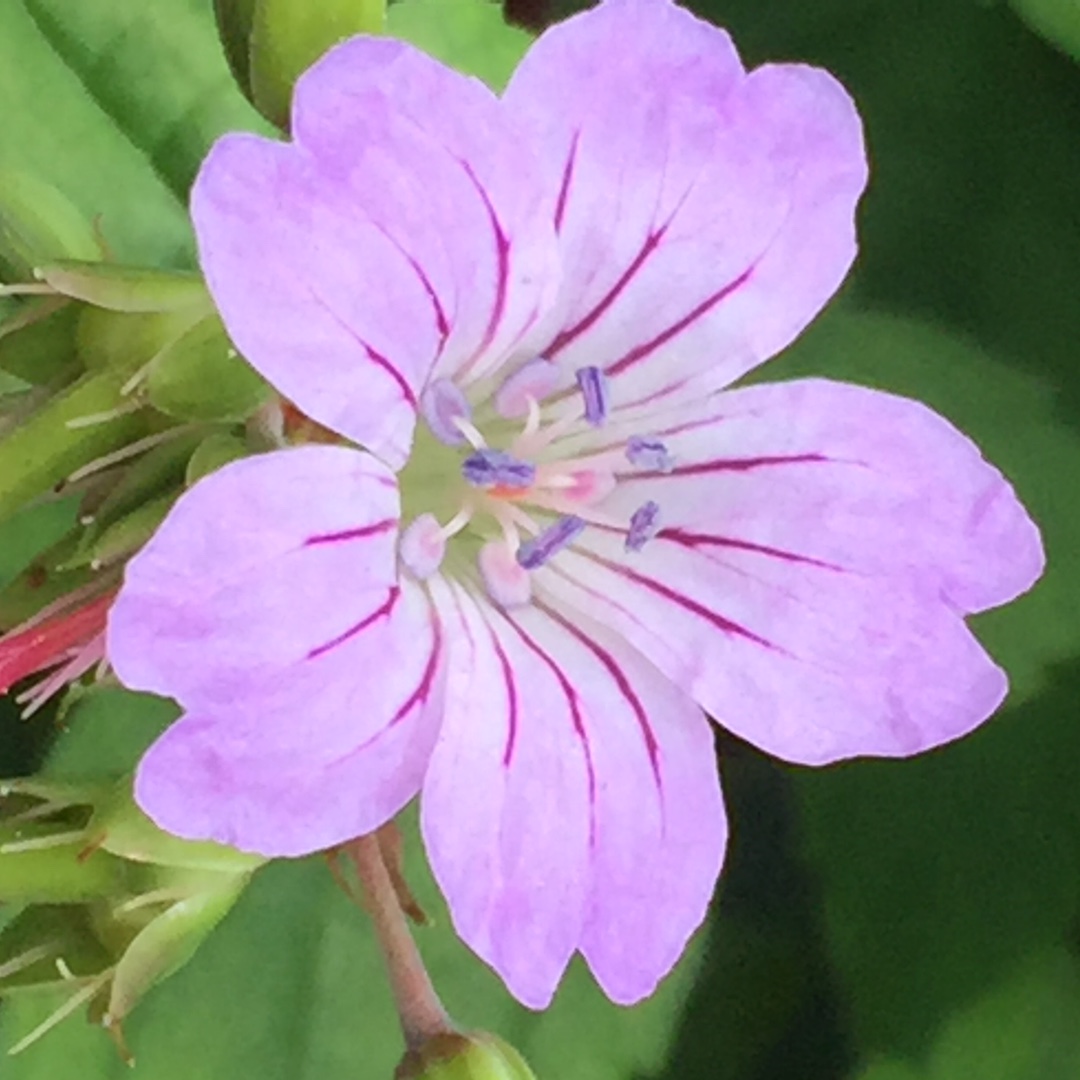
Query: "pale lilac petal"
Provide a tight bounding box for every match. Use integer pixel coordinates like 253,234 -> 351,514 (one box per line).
512,603 -> 726,1005
107,446 -> 440,766
291,37 -> 561,388
193,39 -> 560,467
538,379 -> 1043,765
193,136 -> 432,468
133,583 -> 444,857
505,0 -> 866,409
421,578 -> 724,1007
421,577 -> 592,1008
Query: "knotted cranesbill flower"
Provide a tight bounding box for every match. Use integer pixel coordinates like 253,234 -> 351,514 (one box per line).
106,0 -> 1043,1008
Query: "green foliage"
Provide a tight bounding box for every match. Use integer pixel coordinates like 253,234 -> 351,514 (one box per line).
386,0 -> 533,90
855,950 -> 1080,1080
1011,0 -> 1080,61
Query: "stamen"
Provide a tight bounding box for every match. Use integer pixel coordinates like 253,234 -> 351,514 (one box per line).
576,366 -> 609,427
399,514 -> 449,580
515,410 -> 580,456
437,506 -> 474,542
488,500 -> 538,553
626,435 -> 675,472
453,416 -> 487,449
494,357 -> 560,418
462,448 -> 535,490
625,500 -> 661,552
523,395 -> 542,438
516,515 -> 586,570
420,378 -> 473,446
478,540 -> 532,608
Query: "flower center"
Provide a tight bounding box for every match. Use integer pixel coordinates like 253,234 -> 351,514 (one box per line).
397,362 -> 673,606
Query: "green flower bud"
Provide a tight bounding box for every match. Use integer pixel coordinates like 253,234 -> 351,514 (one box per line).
60,493 -> 175,572
0,780 -> 264,1056
0,299 -> 80,386
396,1033 -> 538,1080
213,0 -> 387,130
35,261 -> 208,314
76,429 -> 204,549
185,431 -> 251,484
0,368 -> 154,520
0,171 -> 100,283
144,314 -> 271,422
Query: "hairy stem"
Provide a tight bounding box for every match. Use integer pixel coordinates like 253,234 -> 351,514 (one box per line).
347,830 -> 453,1049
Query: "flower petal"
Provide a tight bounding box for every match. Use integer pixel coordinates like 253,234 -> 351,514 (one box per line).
421,577 -> 592,1007
421,577 -> 725,1007
505,0 -> 866,408
132,578 -> 444,857
518,603 -> 726,1005
540,379 -> 1043,765
111,447 -> 447,855
108,446 -> 428,755
194,38 -> 560,466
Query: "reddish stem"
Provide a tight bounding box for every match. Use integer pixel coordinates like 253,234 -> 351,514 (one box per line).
347,831 -> 454,1049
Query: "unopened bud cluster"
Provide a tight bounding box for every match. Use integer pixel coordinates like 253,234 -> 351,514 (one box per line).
0,780 -> 263,1058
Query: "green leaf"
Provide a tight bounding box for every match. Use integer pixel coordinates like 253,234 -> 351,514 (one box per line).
853,950 -> 1080,1080
0,498 -> 79,592
0,4 -> 188,267
184,432 -> 250,485
1010,0 -> 1080,62
0,170 -> 101,282
386,0 -> 532,91
19,0 -> 271,198
0,301 -> 81,387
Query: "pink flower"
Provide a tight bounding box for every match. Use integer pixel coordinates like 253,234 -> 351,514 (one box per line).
106,0 -> 1043,1008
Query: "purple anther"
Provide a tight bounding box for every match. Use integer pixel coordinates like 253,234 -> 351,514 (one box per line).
625,500 -> 662,553
626,434 -> 675,473
576,365 -> 609,427
461,448 -> 536,489
493,357 -> 560,418
421,378 -> 472,445
516,515 -> 586,570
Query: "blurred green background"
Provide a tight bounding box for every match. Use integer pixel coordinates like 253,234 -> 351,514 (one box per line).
1,0 -> 1079,1077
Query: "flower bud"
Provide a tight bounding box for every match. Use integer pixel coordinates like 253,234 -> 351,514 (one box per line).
0,299 -> 80,386
185,431 -> 250,484
36,261 -> 208,314
60,494 -> 175,572
0,171 -> 100,282
396,1033 -> 538,1080
144,314 -> 271,422
0,368 -> 154,519
0,780 -> 264,1056
213,0 -> 386,130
